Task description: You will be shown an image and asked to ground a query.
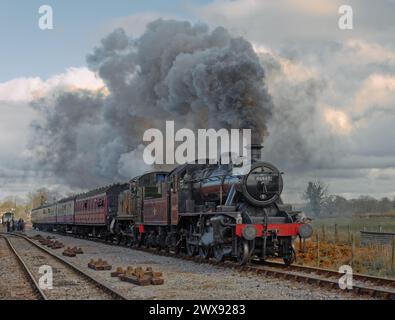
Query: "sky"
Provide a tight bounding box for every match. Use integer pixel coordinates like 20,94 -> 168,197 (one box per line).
0,0 -> 395,203
0,0 -> 212,81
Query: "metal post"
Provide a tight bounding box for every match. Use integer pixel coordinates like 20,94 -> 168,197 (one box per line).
321,225 -> 326,242
316,233 -> 320,267
392,236 -> 395,273
299,236 -> 302,252
351,233 -> 355,267
334,224 -> 338,243
348,225 -> 351,244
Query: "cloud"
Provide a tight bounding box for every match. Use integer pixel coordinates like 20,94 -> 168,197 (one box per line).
0,67 -> 106,198
197,0 -> 395,45
196,0 -> 346,47
0,67 -> 106,102
107,12 -> 179,38
191,0 -> 395,201
29,20 -> 274,189
1,5 -> 395,203
198,0 -> 339,21
342,39 -> 395,66
350,74 -> 395,118
324,107 -> 352,134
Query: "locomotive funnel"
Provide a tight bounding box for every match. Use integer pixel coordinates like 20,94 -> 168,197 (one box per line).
250,144 -> 263,162
248,132 -> 263,162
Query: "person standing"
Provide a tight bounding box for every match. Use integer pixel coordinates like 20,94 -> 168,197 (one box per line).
6,220 -> 10,232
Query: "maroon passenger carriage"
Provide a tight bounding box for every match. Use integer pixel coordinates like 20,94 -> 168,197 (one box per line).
32,184 -> 129,238
31,203 -> 57,231
72,184 -> 128,238
56,196 -> 75,232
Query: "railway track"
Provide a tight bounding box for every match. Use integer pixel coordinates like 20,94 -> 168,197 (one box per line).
0,235 -> 46,300
150,248 -> 395,300
30,230 -> 395,300
261,260 -> 395,297
0,232 -> 128,300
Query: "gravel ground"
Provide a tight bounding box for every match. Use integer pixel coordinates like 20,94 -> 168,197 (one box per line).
24,230 -> 370,300
0,237 -> 38,300
6,235 -> 114,300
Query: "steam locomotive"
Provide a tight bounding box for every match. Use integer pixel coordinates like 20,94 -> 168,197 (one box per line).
31,145 -> 312,265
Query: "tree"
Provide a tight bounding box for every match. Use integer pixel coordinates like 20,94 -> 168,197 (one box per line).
322,195 -> 350,216
378,197 -> 392,213
303,181 -> 328,216
0,197 -> 29,220
28,188 -> 50,209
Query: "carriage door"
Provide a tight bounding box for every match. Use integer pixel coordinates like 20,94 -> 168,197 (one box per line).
170,175 -> 179,225
141,173 -> 168,225
136,183 -> 143,223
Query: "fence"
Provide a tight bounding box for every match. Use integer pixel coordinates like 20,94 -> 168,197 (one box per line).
360,231 -> 395,246
297,224 -> 395,277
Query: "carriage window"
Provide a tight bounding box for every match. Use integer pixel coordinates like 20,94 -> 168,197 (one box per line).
98,199 -> 104,207
140,173 -> 166,199
84,202 -> 88,209
144,184 -> 162,199
130,183 -> 137,194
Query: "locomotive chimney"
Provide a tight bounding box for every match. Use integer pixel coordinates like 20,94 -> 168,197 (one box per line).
249,134 -> 263,162
250,143 -> 263,162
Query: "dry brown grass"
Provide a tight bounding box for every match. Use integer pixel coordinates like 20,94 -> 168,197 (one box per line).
296,239 -> 395,278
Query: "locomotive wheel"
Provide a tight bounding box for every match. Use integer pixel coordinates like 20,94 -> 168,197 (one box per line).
186,223 -> 198,257
137,233 -> 146,248
283,247 -> 296,266
213,245 -> 225,262
174,236 -> 183,255
174,242 -> 181,255
146,232 -> 156,249
199,246 -> 210,259
120,235 -> 128,246
131,240 -> 138,248
156,235 -> 163,251
164,235 -> 172,253
237,239 -> 251,266
186,241 -> 198,257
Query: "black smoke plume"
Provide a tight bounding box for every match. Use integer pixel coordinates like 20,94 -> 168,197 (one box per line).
29,19 -> 273,188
